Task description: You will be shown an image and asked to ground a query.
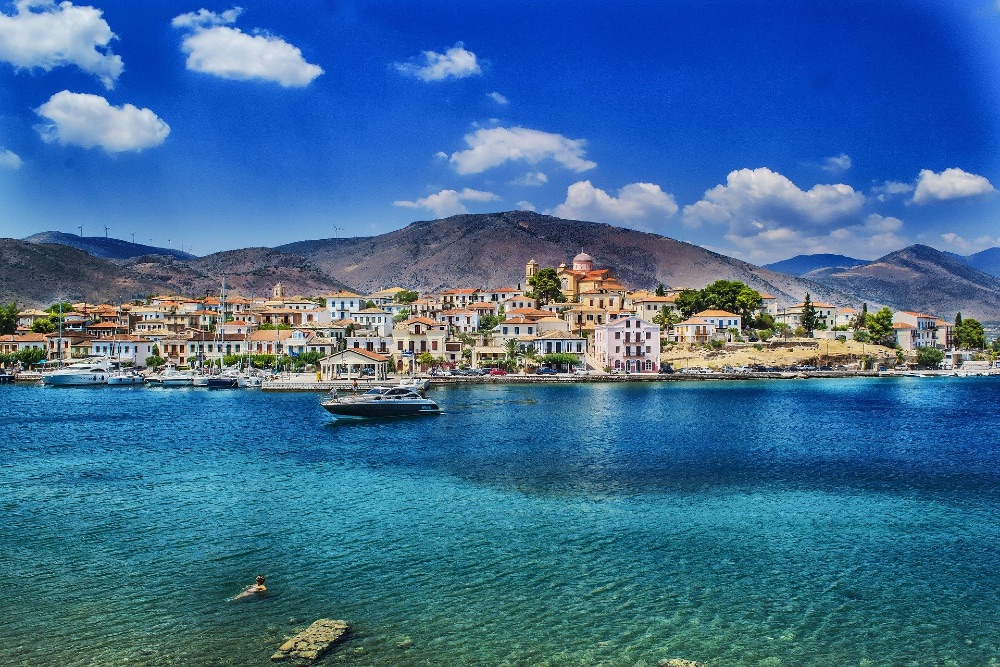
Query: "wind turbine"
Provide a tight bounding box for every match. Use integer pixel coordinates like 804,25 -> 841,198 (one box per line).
78,225 -> 83,237
104,225 -> 110,238
130,232 -> 136,244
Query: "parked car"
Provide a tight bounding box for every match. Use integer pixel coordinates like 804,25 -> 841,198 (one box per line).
573,369 -> 593,376
536,367 -> 558,375
489,368 -> 507,376
658,364 -> 674,374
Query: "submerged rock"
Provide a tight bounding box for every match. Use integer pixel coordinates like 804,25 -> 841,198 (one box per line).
270,619 -> 349,664
658,660 -> 708,667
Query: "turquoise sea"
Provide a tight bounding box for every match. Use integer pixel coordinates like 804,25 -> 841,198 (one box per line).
2,378 -> 999,666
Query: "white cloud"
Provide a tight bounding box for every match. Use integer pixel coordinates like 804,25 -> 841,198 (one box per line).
395,42 -> 481,82
448,126 -> 597,175
516,200 -> 535,212
681,167 -> 872,263
872,180 -> 914,202
0,0 -> 123,89
173,8 -> 323,87
548,181 -> 678,223
0,149 -> 22,170
728,213 -> 906,264
822,153 -> 851,173
394,187 -> 499,218
682,167 -> 865,232
489,91 -> 508,105
940,232 -> 1000,254
510,171 -> 547,187
35,90 -> 169,152
912,168 -> 995,204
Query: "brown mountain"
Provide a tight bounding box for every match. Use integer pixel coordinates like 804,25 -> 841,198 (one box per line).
805,244 -> 1000,321
0,239 -> 348,308
276,211 -> 848,305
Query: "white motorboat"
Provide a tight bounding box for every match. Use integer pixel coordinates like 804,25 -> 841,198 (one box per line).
321,385 -> 441,418
106,370 -> 144,385
42,357 -> 111,386
147,366 -> 194,387
398,377 -> 430,391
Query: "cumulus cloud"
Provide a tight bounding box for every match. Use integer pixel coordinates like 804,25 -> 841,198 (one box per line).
727,213 -> 906,264
0,149 -> 22,170
172,7 -> 323,87
394,187 -> 499,218
681,167 -> 872,262
35,90 -> 169,152
448,126 -> 597,175
682,167 -> 865,232
548,181 -> 678,224
488,91 -> 508,105
395,42 -> 481,81
822,153 -> 851,173
510,171 -> 547,187
940,232 -> 1000,254
0,0 -> 123,89
912,168 -> 995,204
516,200 -> 536,212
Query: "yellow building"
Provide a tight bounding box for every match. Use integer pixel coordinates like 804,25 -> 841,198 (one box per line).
525,252 -> 625,302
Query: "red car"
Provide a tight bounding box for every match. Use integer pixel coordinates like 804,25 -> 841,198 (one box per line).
489,368 -> 507,376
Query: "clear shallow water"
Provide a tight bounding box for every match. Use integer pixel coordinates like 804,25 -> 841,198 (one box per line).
1,378 -> 999,666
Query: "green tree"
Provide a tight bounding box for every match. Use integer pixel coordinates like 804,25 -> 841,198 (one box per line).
674,288 -> 705,318
145,355 -> 165,367
955,311 -> 963,328
754,312 -> 775,331
0,302 -> 19,335
32,318 -> 55,333
479,312 -> 501,331
16,347 -> 46,366
46,302 -> 74,315
734,286 -> 763,327
394,289 -> 419,304
915,346 -> 945,368
393,309 -> 411,324
652,305 -> 680,331
852,303 -> 868,331
527,268 -> 566,306
364,300 -> 377,309
504,338 -> 520,365
955,317 -> 986,349
416,351 -> 435,369
800,293 -> 818,334
655,283 -> 666,297
865,307 -> 896,347
775,323 -> 792,340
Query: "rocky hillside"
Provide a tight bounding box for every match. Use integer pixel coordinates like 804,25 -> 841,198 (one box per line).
0,239 -> 348,307
23,231 -> 196,261
805,245 -> 1000,320
276,211 -> 847,306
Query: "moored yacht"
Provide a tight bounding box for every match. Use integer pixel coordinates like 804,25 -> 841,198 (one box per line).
42,357 -> 111,386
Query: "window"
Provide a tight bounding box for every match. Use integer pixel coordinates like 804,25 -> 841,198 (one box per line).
646,332 -> 651,340
432,341 -> 438,351
615,331 -> 621,339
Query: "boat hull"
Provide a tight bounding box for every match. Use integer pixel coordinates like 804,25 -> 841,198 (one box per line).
107,375 -> 143,385
207,377 -> 239,389
321,401 -> 441,418
42,373 -> 108,386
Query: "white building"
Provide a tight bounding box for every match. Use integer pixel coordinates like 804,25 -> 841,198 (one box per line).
593,314 -> 660,373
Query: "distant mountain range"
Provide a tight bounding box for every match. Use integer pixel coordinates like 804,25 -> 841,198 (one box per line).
6,211 -> 1000,321
763,254 -> 868,276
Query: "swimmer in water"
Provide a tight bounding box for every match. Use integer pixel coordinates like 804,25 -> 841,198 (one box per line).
229,575 -> 266,601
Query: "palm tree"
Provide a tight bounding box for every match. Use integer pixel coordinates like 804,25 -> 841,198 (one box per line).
504,338 -> 520,370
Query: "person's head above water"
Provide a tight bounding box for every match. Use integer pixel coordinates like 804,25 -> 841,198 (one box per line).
256,575 -> 265,585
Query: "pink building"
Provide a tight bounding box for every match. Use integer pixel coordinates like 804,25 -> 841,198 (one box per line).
593,314 -> 660,373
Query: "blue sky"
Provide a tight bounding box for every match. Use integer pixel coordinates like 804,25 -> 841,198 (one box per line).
0,0 -> 998,263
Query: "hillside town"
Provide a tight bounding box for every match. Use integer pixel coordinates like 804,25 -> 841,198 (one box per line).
0,252 -> 993,378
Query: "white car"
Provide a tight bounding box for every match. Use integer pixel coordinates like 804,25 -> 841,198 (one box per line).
573,369 -> 594,376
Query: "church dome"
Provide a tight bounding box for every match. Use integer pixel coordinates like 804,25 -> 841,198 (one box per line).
572,251 -> 594,271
